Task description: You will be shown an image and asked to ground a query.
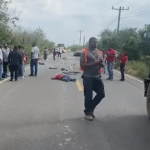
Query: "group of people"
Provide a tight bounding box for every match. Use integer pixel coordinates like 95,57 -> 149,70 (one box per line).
80,37 -> 128,121
0,44 -> 27,81
103,48 -> 128,81
52,48 -> 62,60
0,43 -> 40,81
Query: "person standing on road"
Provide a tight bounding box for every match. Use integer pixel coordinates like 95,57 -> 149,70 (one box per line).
0,46 -> 3,80
18,45 -> 25,79
2,44 -> 10,78
8,46 -> 22,81
119,52 -> 128,81
29,43 -> 40,77
53,48 -> 56,60
106,48 -> 116,80
44,47 -> 48,60
80,37 -> 105,121
58,48 -> 62,58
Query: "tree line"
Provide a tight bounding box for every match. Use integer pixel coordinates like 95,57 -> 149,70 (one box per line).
98,25 -> 150,62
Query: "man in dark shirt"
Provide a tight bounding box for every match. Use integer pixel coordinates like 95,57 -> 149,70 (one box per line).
8,46 -> 22,81
80,37 -> 105,121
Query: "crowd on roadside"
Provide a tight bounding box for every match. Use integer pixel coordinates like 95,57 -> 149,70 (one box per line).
0,44 -> 27,81
102,48 -> 128,81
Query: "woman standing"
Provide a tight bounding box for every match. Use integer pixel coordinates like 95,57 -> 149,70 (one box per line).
120,52 -> 128,81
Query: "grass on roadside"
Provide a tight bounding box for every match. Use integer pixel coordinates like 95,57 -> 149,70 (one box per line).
115,61 -> 149,79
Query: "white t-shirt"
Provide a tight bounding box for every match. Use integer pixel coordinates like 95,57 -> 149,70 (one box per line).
31,46 -> 40,59
59,48 -> 62,53
0,49 -> 3,61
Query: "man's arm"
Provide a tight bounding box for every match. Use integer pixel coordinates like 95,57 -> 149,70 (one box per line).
0,50 -> 2,62
31,47 -> 34,59
8,52 -> 11,64
80,51 -> 101,69
38,48 -> 40,59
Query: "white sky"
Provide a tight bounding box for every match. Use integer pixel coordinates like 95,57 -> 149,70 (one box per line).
9,0 -> 150,46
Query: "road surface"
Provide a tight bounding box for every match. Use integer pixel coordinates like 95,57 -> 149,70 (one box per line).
0,52 -> 150,150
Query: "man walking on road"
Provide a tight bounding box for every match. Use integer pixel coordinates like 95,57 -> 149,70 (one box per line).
0,46 -> 3,80
58,48 -> 62,58
53,48 -> 56,60
106,48 -> 116,80
8,46 -> 22,81
29,43 -> 40,77
80,37 -> 105,121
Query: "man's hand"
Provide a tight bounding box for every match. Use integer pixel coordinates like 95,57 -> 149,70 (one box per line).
97,59 -> 105,67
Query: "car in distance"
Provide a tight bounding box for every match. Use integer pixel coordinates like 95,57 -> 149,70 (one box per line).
73,51 -> 81,56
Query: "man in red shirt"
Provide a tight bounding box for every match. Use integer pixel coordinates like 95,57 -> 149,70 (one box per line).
120,52 -> 128,81
106,48 -> 116,80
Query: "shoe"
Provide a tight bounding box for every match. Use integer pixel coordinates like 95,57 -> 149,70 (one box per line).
91,113 -> 96,119
85,115 -> 94,121
21,76 -> 24,79
29,74 -> 33,76
106,78 -> 110,80
120,79 -> 125,81
9,79 -> 13,81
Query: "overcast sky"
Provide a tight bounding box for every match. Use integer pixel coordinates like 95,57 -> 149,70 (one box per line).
9,0 -> 150,46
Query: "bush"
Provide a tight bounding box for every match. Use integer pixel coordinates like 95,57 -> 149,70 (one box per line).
115,61 -> 149,79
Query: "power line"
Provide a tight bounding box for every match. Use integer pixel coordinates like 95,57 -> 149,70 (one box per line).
112,6 -> 129,33
105,18 -> 118,29
122,2 -> 150,16
122,10 -> 150,18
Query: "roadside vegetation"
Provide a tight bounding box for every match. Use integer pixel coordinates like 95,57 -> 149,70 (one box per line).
0,0 -> 55,60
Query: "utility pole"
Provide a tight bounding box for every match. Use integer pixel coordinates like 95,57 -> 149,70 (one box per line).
83,36 -> 85,47
73,40 -> 75,46
112,6 -> 129,33
78,30 -> 84,45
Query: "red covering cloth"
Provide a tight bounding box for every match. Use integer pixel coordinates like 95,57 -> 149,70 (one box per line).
51,73 -> 64,80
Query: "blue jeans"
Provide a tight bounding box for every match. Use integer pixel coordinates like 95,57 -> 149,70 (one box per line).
107,61 -> 114,79
0,64 -> 3,79
61,75 -> 76,82
30,59 -> 38,76
19,64 -> 24,77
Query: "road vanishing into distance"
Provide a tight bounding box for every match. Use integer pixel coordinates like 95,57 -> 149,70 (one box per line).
0,52 -> 150,150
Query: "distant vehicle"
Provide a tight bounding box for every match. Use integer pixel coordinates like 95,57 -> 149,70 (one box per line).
57,44 -> 66,53
74,51 -> 81,56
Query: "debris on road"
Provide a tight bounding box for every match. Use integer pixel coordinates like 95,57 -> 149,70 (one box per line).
49,67 -> 57,69
65,138 -> 72,142
61,68 -> 68,71
39,62 -> 45,65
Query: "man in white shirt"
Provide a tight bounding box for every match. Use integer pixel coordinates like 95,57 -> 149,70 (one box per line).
29,43 -> 40,77
0,46 -> 3,79
58,48 -> 62,58
2,44 -> 10,78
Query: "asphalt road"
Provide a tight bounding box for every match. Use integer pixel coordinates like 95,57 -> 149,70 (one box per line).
0,52 -> 150,150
